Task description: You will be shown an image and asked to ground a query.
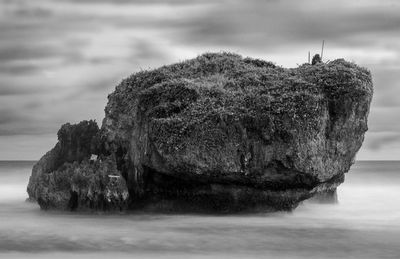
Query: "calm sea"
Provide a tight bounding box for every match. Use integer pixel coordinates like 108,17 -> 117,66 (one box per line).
0,161 -> 399,259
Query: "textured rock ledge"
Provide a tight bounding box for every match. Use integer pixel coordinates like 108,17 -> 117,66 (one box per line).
27,52 -> 373,212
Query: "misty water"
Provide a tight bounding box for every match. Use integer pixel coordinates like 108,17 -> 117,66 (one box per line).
0,161 -> 399,258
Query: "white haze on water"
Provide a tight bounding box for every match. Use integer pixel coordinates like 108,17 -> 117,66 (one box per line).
0,161 -> 399,259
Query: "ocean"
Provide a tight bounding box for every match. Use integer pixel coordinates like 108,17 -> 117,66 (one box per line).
0,161 -> 399,259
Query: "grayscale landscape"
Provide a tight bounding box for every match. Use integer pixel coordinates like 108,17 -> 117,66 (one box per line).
1,0 -> 399,258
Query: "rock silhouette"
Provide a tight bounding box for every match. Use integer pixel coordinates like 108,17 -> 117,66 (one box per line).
27,52 -> 373,212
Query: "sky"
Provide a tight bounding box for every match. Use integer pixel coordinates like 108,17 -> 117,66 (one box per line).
0,0 -> 399,160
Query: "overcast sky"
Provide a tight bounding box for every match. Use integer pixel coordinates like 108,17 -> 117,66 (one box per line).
0,0 -> 399,160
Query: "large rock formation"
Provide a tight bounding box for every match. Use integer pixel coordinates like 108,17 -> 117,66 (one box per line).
27,53 -> 373,212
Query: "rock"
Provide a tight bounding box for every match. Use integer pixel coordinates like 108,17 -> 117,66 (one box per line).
27,120 -> 129,211
307,188 -> 338,204
27,120 -> 100,202
27,52 -> 373,212
35,157 -> 128,211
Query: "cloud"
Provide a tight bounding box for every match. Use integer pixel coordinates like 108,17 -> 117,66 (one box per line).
0,44 -> 60,62
168,0 -> 400,51
360,131 -> 400,160
370,67 -> 400,108
60,0 -> 208,5
0,134 -> 56,160
0,0 -> 400,159
0,63 -> 42,75
130,39 -> 170,64
0,109 -> 19,125
0,82 -> 51,96
367,107 -> 400,133
0,98 -> 61,136
366,132 -> 400,150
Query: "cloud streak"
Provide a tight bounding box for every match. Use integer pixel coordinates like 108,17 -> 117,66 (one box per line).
0,0 -> 399,159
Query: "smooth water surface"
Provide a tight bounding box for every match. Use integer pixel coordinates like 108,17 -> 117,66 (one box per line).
0,161 -> 399,258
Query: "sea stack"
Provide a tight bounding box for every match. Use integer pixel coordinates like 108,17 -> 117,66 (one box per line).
27,52 -> 373,212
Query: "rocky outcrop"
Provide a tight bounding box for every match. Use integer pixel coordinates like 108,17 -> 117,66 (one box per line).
27,52 -> 373,212
308,189 -> 338,204
27,121 -> 129,210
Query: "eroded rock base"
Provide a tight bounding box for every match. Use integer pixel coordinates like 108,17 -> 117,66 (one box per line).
307,188 -> 338,204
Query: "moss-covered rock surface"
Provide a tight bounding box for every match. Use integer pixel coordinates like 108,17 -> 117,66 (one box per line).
27,52 -> 373,212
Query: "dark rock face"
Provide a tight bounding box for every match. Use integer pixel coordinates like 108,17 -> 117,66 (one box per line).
27,121 -> 129,210
27,53 -> 373,212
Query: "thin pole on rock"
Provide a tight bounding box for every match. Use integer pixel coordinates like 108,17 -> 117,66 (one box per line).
308,51 -> 310,64
321,40 -> 325,60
